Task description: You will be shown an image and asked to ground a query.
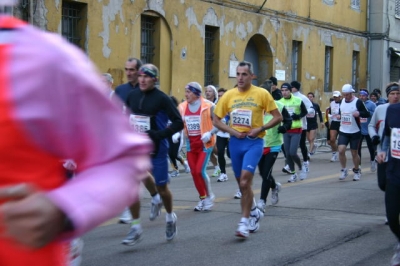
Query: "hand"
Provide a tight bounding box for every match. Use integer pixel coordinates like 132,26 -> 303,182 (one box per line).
0,184 -> 65,248
277,126 -> 287,134
371,135 -> 380,145
172,132 -> 181,143
321,123 -> 325,129
291,113 -> 301,120
201,131 -> 212,143
376,151 -> 386,164
247,127 -> 262,138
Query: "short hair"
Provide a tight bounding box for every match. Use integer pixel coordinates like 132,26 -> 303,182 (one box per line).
127,57 -> 143,70
237,61 -> 254,75
307,92 -> 315,97
372,88 -> 381,95
102,73 -> 113,84
218,88 -> 227,93
370,92 -> 378,98
291,81 -> 301,90
269,76 -> 278,86
260,80 -> 273,92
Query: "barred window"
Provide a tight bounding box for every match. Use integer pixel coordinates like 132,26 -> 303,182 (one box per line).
324,46 -> 333,92
62,2 -> 87,49
351,0 -> 360,10
141,16 -> 156,64
204,26 -> 216,86
352,51 -> 359,91
395,0 -> 400,19
292,41 -> 302,81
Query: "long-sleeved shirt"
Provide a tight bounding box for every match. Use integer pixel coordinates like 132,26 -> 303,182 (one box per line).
0,15 -> 152,266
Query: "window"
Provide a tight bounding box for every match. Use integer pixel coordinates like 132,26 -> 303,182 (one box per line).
390,52 -> 400,82
352,51 -> 359,91
141,16 -> 156,64
324,46 -> 333,92
292,41 -> 302,81
62,1 -> 87,49
395,0 -> 400,19
204,26 -> 219,87
351,0 -> 360,10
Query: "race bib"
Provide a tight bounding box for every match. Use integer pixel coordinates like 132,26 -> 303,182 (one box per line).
306,112 -> 315,118
231,109 -> 252,128
185,116 -> 201,136
129,114 -> 150,133
341,113 -> 352,126
391,128 -> 400,159
360,117 -> 368,123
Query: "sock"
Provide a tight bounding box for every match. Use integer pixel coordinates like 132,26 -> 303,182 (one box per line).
131,219 -> 141,229
215,165 -> 220,171
240,217 -> 249,225
152,193 -> 161,203
166,212 -> 174,222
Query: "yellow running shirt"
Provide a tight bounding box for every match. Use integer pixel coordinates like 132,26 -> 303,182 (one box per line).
214,85 -> 277,138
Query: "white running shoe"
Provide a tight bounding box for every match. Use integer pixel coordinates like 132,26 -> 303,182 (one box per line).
256,199 -> 266,213
339,168 -> 348,180
234,189 -> 242,199
330,153 -> 338,162
169,169 -> 179,177
121,226 -> 143,246
353,168 -> 361,181
149,200 -> 163,221
217,173 -> 228,182
249,208 -> 264,233
184,161 -> 191,173
235,222 -> 249,238
194,199 -> 203,212
271,182 -> 281,205
299,168 -> 307,181
391,243 -> 400,266
370,160 -> 377,173
119,207 -> 132,224
282,164 -> 291,174
212,168 -> 221,177
166,213 -> 177,241
303,161 -> 310,173
202,196 -> 214,211
288,173 -> 298,183
69,238 -> 84,266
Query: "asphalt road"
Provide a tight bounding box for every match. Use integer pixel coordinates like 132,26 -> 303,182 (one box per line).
81,146 -> 396,266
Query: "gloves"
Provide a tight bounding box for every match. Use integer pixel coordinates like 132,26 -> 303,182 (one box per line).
172,132 -> 181,143
371,135 -> 380,145
291,113 -> 301,120
201,131 -> 212,143
277,126 -> 287,134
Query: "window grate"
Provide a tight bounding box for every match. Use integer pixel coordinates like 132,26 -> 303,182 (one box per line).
141,16 -> 155,64
62,3 -> 82,46
351,0 -> 360,9
324,47 -> 332,92
395,0 -> 400,19
204,27 -> 214,86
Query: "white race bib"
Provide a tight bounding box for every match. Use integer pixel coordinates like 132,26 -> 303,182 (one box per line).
341,113 -> 352,126
360,117 -> 368,123
231,109 -> 252,128
129,114 -> 150,133
185,116 -> 201,136
391,128 -> 400,159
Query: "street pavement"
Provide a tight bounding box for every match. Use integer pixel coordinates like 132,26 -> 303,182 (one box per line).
81,146 -> 395,266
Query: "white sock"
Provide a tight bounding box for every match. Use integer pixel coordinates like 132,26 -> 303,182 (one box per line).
240,217 -> 249,225
166,212 -> 174,222
152,193 -> 161,203
215,165 -> 220,171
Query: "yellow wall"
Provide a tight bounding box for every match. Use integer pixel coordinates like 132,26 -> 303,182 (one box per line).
40,0 -> 368,108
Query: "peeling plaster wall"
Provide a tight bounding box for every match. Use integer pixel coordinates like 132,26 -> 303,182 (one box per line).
38,0 -> 368,107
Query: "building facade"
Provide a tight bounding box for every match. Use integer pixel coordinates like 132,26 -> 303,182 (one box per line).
11,0 -> 371,107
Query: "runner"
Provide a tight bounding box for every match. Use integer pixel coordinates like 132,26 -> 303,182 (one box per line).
328,91 -> 342,162
205,85 -> 221,177
213,61 -> 282,238
306,92 -> 324,156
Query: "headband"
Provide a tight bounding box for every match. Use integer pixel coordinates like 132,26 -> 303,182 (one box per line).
186,84 -> 201,97
359,91 -> 369,96
386,85 -> 399,97
138,67 -> 158,81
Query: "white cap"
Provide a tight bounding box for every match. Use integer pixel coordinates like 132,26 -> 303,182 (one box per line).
333,91 -> 341,97
342,84 -> 355,93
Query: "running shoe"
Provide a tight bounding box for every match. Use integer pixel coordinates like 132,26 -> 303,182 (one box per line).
183,161 -> 191,173
149,200 -> 163,221
217,173 -> 228,182
282,164 -> 291,174
212,168 -> 221,177
370,160 -> 377,173
330,153 -> 338,162
391,243 -> 400,266
288,173 -> 298,183
69,238 -> 84,266
339,168 -> 348,180
256,199 -> 266,213
249,208 -> 264,233
170,169 -> 179,177
235,222 -> 249,238
202,196 -> 214,211
119,207 -> 132,224
353,168 -> 361,181
303,161 -> 310,173
121,226 -> 143,246
299,168 -> 307,181
271,182 -> 281,205
166,213 -> 177,241
234,189 -> 242,199
194,199 -> 203,211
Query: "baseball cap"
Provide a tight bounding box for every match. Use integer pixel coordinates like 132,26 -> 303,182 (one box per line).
342,84 -> 355,93
332,91 -> 341,97
281,83 -> 292,91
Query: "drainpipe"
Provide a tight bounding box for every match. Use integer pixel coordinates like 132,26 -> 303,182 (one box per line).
256,0 -> 267,13
366,0 -> 370,91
